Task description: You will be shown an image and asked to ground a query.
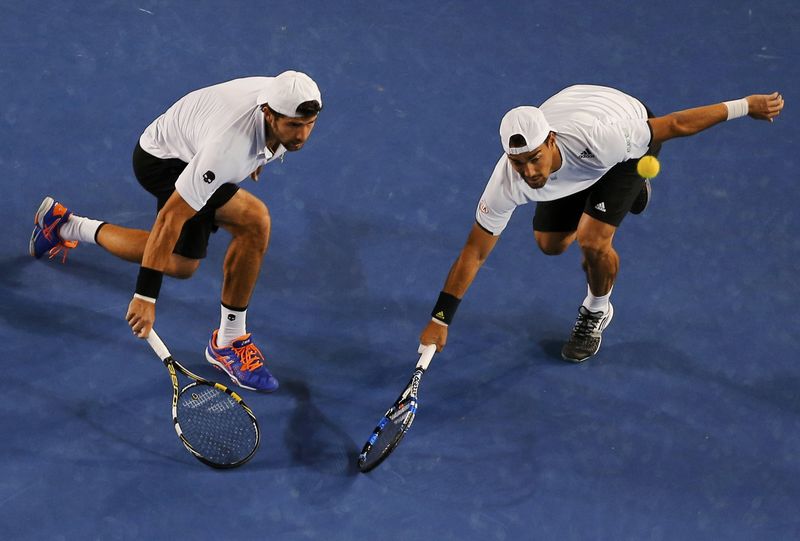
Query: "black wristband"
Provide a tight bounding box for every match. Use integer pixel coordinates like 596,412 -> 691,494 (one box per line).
431,291 -> 461,325
135,267 -> 164,300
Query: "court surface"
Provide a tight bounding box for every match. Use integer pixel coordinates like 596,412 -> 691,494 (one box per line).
1,2 -> 798,540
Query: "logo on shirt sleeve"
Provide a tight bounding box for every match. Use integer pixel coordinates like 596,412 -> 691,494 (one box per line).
479,200 -> 489,214
202,170 -> 216,184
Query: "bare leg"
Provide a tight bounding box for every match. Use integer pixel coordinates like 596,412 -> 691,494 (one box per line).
558,213 -> 620,362
213,190 -> 271,308
96,224 -> 149,262
96,223 -> 199,278
575,214 -> 618,296
534,230 -> 576,256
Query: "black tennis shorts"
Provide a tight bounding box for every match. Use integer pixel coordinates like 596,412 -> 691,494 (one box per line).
533,107 -> 662,233
132,141 -> 239,259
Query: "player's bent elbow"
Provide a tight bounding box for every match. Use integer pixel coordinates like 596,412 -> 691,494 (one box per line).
462,247 -> 490,268
665,115 -> 697,139
672,122 -> 695,139
158,207 -> 195,236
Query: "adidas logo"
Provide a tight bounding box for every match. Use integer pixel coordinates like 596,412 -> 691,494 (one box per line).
434,311 -> 445,320
594,202 -> 606,212
578,148 -> 595,159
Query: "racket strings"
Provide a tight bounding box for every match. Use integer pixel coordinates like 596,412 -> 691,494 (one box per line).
177,386 -> 257,464
360,401 -> 416,470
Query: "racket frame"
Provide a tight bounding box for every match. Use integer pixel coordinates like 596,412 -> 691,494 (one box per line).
146,330 -> 260,469
358,344 -> 436,472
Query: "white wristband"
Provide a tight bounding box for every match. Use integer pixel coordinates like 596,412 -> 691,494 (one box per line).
431,317 -> 448,327
133,293 -> 156,304
723,98 -> 748,120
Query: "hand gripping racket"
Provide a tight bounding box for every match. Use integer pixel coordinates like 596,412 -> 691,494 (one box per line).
357,344 -> 436,472
146,329 -> 260,468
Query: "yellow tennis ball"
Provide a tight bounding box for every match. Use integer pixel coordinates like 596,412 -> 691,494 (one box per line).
637,155 -> 660,178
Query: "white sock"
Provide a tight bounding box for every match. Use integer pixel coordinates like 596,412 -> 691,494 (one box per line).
59,215 -> 104,244
218,304 -> 247,347
582,284 -> 613,313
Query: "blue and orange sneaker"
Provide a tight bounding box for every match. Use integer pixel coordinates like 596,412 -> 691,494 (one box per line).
29,196 -> 78,263
205,330 -> 279,392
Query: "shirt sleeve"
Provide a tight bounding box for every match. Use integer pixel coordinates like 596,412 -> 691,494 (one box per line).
174,136 -> 254,211
475,156 -> 517,236
591,118 -> 652,167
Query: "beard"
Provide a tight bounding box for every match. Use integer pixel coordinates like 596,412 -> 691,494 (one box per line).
282,140 -> 305,151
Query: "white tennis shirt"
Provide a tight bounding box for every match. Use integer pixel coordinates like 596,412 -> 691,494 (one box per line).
139,77 -> 287,211
476,85 -> 653,235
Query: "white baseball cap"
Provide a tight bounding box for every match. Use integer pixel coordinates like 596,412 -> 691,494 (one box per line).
256,70 -> 322,117
499,106 -> 553,154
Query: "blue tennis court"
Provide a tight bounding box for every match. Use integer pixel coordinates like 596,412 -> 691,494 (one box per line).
2,1 -> 798,539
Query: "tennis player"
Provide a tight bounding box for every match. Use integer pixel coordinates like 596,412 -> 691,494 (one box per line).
420,85 -> 783,362
30,71 -> 322,392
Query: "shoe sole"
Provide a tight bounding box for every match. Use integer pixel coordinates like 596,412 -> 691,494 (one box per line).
34,196 -> 55,228
29,197 -> 55,258
28,227 -> 41,258
561,303 -> 615,363
205,349 -> 279,392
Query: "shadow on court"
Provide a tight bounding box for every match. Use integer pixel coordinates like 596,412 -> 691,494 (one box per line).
281,379 -> 361,477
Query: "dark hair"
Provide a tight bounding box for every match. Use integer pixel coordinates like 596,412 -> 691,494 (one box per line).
508,134 -> 528,148
265,100 -> 322,120
509,132 -> 554,149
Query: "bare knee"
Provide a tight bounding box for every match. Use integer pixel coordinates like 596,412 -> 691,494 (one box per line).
576,215 -> 617,263
227,200 -> 271,253
576,234 -> 613,263
166,257 -> 201,279
535,231 -> 574,256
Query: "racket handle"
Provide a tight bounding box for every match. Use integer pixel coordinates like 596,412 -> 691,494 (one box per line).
146,329 -> 172,360
416,344 -> 436,371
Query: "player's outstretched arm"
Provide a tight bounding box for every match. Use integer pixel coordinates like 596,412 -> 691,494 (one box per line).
126,191 -> 197,338
420,222 -> 499,351
649,92 -> 784,145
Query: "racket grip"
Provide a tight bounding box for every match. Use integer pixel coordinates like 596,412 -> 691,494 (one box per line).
146,329 -> 172,360
416,344 -> 436,371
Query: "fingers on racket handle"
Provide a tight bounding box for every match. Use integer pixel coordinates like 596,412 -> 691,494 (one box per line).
145,329 -> 171,360
417,343 -> 436,370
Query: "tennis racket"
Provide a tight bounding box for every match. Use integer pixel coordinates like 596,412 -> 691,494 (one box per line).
357,344 -> 436,472
145,329 -> 260,468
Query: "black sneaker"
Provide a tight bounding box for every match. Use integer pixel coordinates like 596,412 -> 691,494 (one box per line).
561,303 -> 614,362
629,178 -> 651,215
